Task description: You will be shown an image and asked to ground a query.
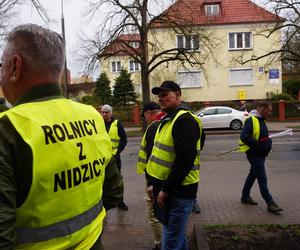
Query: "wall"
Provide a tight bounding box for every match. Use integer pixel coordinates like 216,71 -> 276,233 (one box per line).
148,23 -> 282,102
100,22 -> 282,102
100,56 -> 142,98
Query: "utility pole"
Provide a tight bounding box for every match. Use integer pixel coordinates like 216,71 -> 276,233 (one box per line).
61,0 -> 69,98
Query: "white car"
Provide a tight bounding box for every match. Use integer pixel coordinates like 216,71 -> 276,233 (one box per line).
196,106 -> 249,130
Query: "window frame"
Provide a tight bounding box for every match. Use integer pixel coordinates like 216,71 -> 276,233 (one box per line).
129,60 -> 140,72
111,61 -> 122,73
129,41 -> 139,48
229,67 -> 253,86
228,32 -> 252,50
176,34 -> 200,51
205,4 -> 220,15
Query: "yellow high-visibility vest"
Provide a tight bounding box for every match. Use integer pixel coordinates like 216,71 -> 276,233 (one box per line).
108,120 -> 121,155
146,110 -> 202,185
239,116 -> 260,152
3,99 -> 112,249
137,120 -> 158,174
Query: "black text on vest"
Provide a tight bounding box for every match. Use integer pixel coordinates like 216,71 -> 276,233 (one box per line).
41,119 -> 98,144
53,157 -> 105,192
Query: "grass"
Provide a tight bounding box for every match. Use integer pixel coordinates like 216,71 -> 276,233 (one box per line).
202,224 -> 300,250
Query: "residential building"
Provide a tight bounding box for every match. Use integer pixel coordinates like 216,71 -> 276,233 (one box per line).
100,34 -> 142,96
99,0 -> 284,102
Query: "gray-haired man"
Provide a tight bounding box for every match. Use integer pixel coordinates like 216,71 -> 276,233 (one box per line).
0,24 -> 123,249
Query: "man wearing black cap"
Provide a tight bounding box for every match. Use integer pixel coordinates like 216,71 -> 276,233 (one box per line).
146,81 -> 205,250
137,102 -> 165,250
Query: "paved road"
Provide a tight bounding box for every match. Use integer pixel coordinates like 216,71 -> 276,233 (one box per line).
102,132 -> 300,249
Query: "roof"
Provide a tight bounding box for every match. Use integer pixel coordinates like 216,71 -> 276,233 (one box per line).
152,0 -> 284,28
100,34 -> 141,57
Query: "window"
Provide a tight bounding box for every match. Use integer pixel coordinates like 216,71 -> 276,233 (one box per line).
203,108 -> 217,116
177,71 -> 201,88
217,108 -> 232,114
129,41 -> 139,48
229,68 -> 253,86
111,61 -> 121,73
228,32 -> 252,50
129,60 -> 140,72
205,4 -> 220,15
177,34 -> 199,50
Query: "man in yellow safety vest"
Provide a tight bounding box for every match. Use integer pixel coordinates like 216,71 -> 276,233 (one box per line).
146,81 -> 205,250
101,104 -> 128,211
239,101 -> 283,214
0,24 -> 123,249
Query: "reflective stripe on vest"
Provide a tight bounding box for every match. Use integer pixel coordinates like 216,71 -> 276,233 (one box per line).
17,199 -> 103,244
108,120 -> 121,155
137,120 -> 156,174
3,99 -> 112,249
151,141 -> 201,170
146,110 -> 202,185
238,116 -> 260,152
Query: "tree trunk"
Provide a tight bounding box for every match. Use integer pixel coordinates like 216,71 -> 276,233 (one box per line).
140,0 -> 150,104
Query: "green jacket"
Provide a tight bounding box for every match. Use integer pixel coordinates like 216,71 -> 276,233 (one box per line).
0,83 -> 123,249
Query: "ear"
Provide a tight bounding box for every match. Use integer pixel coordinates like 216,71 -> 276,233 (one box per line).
175,91 -> 181,98
9,55 -> 22,82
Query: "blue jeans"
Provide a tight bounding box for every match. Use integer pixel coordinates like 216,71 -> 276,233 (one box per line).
242,155 -> 273,205
161,195 -> 194,250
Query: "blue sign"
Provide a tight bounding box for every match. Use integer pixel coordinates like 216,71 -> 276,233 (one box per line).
269,69 -> 279,79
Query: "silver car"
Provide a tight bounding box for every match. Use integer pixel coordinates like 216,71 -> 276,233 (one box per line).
196,106 -> 249,130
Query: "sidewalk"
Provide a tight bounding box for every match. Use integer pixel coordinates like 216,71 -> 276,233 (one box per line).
103,122 -> 300,250
125,121 -> 300,134
267,121 -> 300,132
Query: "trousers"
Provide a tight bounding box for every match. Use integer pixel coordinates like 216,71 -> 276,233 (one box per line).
242,154 -> 273,205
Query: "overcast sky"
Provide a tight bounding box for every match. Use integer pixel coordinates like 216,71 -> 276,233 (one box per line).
17,0 -> 94,79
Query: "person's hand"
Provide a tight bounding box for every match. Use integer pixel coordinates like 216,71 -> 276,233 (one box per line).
147,185 -> 154,202
157,191 -> 169,208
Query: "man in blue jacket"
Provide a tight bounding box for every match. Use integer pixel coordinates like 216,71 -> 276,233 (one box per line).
239,101 -> 283,214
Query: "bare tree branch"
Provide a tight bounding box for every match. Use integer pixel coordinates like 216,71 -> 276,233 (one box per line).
79,0 -> 218,103
238,0 -> 300,73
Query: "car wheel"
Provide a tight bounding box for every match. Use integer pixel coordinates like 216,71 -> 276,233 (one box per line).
230,119 -> 242,130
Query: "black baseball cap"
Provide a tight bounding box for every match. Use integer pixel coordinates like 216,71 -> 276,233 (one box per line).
141,102 -> 161,117
152,81 -> 181,95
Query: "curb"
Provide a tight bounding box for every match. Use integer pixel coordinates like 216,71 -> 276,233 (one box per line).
125,129 -> 300,138
193,224 -> 210,250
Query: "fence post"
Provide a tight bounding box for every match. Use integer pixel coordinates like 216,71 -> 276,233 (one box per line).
278,100 -> 285,121
133,104 -> 141,125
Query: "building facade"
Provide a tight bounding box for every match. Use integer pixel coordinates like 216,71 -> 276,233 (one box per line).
100,0 -> 283,102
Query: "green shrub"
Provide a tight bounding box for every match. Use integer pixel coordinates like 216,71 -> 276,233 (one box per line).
271,92 -> 294,101
81,95 -> 95,105
283,79 -> 300,99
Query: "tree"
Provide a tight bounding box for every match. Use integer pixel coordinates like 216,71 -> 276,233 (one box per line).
112,69 -> 137,106
236,0 -> 300,68
79,0 -> 217,103
94,73 -> 112,105
0,1 -> 48,36
283,79 -> 300,99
